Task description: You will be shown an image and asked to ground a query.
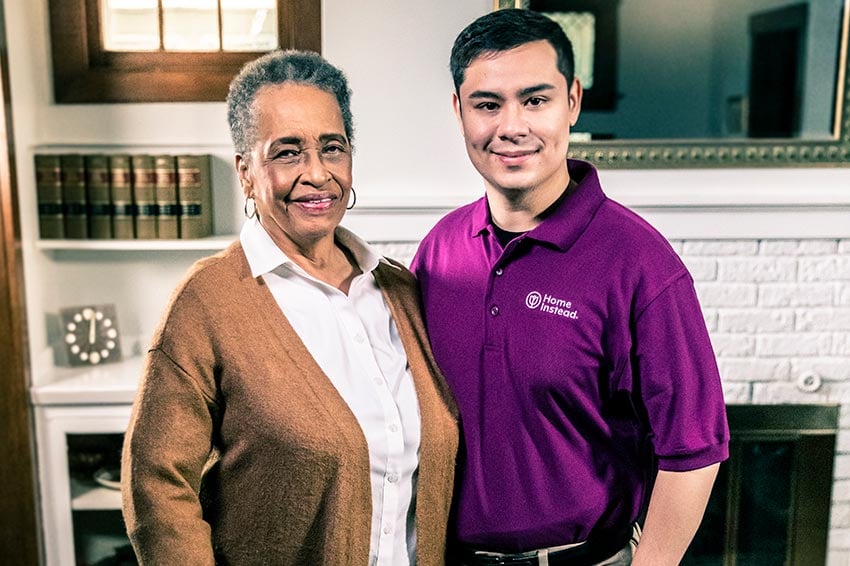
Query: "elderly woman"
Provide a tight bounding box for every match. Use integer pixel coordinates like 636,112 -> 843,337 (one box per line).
121,50 -> 458,566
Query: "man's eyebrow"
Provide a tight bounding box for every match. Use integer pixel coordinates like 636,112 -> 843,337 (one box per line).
467,90 -> 504,100
518,83 -> 556,97
466,83 -> 556,100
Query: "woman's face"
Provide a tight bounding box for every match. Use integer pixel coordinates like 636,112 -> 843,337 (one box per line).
238,83 -> 353,247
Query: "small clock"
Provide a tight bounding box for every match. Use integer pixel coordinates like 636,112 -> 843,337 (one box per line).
60,304 -> 122,366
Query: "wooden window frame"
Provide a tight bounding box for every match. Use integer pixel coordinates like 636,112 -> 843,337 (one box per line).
48,0 -> 321,103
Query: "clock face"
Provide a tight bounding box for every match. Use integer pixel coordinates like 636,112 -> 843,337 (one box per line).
60,305 -> 122,366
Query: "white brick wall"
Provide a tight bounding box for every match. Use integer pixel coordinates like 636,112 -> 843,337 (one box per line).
374,238 -> 850,562
681,238 -> 850,562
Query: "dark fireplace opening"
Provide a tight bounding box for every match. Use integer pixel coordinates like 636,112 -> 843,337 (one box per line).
683,404 -> 839,566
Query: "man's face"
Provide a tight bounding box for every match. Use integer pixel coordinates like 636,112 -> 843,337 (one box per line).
453,40 -> 582,197
236,83 -> 353,246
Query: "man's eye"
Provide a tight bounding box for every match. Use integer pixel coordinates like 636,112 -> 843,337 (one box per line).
323,144 -> 347,154
475,102 -> 499,111
526,97 -> 546,107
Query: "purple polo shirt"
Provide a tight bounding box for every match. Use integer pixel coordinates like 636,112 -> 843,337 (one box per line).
411,160 -> 729,552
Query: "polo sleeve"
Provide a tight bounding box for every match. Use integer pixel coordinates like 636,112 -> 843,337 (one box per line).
634,273 -> 730,471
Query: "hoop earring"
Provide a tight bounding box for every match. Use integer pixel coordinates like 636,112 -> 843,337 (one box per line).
244,196 -> 257,219
346,187 -> 357,210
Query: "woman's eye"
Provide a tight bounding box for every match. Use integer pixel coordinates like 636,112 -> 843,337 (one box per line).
322,144 -> 349,158
271,149 -> 301,163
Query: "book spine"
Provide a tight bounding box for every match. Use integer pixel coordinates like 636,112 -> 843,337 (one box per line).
109,155 -> 135,239
84,154 -> 113,239
60,154 -> 88,239
154,155 -> 179,239
177,154 -> 213,239
34,154 -> 64,239
131,154 -> 157,239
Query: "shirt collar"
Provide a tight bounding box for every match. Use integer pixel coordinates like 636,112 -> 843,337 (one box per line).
527,159 -> 606,251
240,217 -> 385,279
470,159 -> 607,252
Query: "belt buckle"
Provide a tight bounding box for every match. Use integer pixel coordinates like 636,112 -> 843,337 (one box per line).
479,554 -> 536,566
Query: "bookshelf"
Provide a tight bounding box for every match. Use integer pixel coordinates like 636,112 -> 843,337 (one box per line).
26,142 -> 242,565
36,235 -> 234,252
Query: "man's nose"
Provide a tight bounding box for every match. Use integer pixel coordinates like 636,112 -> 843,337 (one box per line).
496,103 -> 529,139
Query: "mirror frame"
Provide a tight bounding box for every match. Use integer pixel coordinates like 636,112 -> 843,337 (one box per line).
496,0 -> 850,168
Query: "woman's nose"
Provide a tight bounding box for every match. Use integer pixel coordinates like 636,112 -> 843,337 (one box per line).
298,150 -> 332,186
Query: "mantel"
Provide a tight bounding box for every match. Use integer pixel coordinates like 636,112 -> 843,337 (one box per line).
341,167 -> 850,242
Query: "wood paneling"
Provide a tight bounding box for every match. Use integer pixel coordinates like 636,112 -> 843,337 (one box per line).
0,0 -> 40,561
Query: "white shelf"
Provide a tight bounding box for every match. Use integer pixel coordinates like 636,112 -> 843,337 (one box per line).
70,478 -> 122,511
31,356 -> 144,406
36,235 -> 234,252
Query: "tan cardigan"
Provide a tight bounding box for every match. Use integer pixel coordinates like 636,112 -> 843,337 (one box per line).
121,242 -> 458,565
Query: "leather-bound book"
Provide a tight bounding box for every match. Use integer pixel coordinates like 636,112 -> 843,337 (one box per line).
85,154 -> 113,239
131,154 -> 157,239
109,155 -> 135,239
154,155 -> 179,239
34,154 -> 64,239
60,154 -> 88,239
176,154 -> 213,239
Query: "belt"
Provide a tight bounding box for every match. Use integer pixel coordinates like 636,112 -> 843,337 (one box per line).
450,524 -> 635,566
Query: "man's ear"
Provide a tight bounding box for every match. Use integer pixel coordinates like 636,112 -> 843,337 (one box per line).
452,92 -> 465,135
235,153 -> 252,197
568,77 -> 583,127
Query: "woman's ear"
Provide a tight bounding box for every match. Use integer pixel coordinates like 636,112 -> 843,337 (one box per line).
235,153 -> 252,197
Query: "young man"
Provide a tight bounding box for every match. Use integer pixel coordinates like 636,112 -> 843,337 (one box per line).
411,9 -> 729,566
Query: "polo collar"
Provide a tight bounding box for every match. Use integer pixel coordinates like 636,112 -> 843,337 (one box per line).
470,159 -> 607,252
240,217 -> 384,279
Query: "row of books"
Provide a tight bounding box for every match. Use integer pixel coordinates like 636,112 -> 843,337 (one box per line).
35,153 -> 213,240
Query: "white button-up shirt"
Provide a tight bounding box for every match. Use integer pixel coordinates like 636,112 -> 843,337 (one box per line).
241,218 -> 421,566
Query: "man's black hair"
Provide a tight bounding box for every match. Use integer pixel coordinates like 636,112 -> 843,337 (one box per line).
450,9 -> 575,94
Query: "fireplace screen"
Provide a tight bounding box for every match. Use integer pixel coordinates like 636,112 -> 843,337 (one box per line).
683,404 -> 839,566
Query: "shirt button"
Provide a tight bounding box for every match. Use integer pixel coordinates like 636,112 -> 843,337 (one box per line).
388,423 -> 399,433
383,525 -> 393,535
354,334 -> 365,343
495,268 -> 504,276
387,473 -> 399,483
490,305 -> 500,316
374,377 -> 383,386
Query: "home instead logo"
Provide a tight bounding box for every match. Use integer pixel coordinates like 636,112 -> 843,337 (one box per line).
525,291 -> 579,319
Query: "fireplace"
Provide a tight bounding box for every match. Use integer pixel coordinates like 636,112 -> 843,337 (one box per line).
683,404 -> 839,566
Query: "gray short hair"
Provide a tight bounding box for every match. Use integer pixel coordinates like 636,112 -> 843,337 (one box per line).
226,50 -> 354,155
